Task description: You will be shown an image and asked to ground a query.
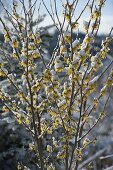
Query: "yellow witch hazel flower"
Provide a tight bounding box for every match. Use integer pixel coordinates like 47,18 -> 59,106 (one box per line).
45,84 -> 53,94
83,138 -> 91,147
2,105 -> 9,112
91,9 -> 101,19
47,164 -> 55,170
12,49 -> 18,59
106,77 -> 113,86
28,50 -> 33,59
85,84 -> 96,97
72,39 -> 80,52
27,31 -> 34,40
97,0 -> 104,5
4,31 -> 10,42
78,49 -> 86,61
53,81 -> 59,89
31,80 -> 42,93
57,150 -> 66,159
50,70 -> 59,83
29,143 -> 35,151
47,127 -> 53,135
64,13 -> 70,21
52,137 -> 58,147
67,63 -> 73,75
32,49 -> 41,59
71,21 -> 79,31
93,98 -> 99,106
91,54 -> 102,71
83,33 -> 93,44
0,70 -> 5,77
100,47 -> 110,59
58,99 -> 67,110
54,56 -> 64,72
63,83 -> 72,99
16,113 -> 26,124
41,122 -> 48,133
47,93 -> 54,102
110,69 -> 113,77
60,45 -> 67,54
25,117 -> 31,125
47,145 -> 52,153
49,107 -> 58,117
0,68 -> 8,77
91,54 -> 98,62
81,113 -> 89,123
63,31 -> 71,43
43,69 -> 51,82
100,111 -> 106,119
73,54 -> 80,67
28,42 -> 35,50
12,36 -> 18,48
34,31 -> 42,44
75,148 -> 83,161
52,89 -> 61,100
52,117 -> 61,128
62,52 -> 69,62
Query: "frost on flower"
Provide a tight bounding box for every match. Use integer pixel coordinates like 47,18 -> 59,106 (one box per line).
89,75 -> 99,85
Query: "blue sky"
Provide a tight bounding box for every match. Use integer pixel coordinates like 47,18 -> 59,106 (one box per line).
1,0 -> 113,34
36,0 -> 113,34
39,0 -> 113,15
2,0 -> 113,18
